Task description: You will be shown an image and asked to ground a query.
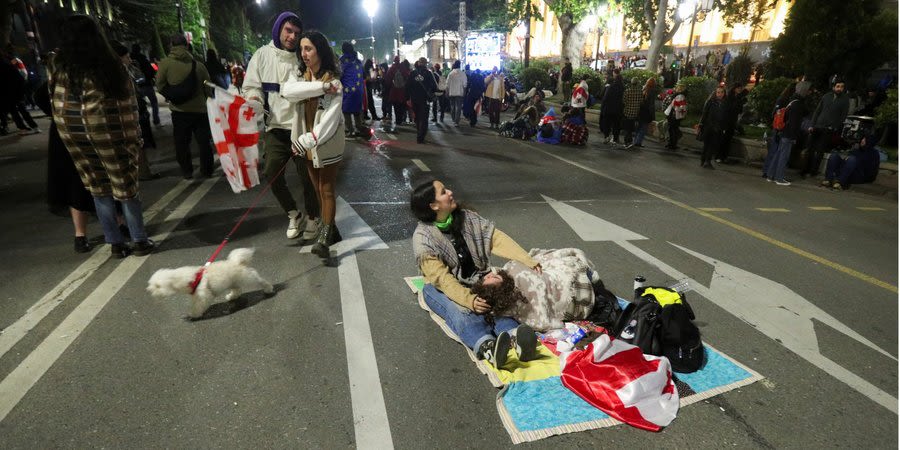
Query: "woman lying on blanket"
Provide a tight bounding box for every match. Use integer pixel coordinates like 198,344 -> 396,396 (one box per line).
411,179 -> 542,370
470,248 -> 622,332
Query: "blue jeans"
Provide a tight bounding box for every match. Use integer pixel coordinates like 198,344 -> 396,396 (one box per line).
422,284 -> 519,350
770,137 -> 794,182
763,133 -> 780,177
93,196 -> 148,245
634,122 -> 648,145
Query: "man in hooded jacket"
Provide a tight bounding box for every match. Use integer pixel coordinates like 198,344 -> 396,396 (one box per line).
156,33 -> 213,179
242,12 -> 320,241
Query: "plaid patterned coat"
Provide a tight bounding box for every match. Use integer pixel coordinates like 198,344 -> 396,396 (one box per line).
50,71 -> 142,199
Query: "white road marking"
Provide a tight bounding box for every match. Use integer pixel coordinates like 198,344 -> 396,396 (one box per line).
545,195 -> 898,414
332,197 -> 393,448
0,177 -> 218,423
0,179 -> 192,359
411,158 -> 430,172
857,207 -> 886,211
698,207 -> 733,212
756,208 -> 790,212
808,206 -> 838,211
386,133 -> 397,140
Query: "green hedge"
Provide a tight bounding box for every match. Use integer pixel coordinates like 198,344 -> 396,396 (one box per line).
745,77 -> 793,122
520,67 -> 553,92
875,88 -> 898,128
679,76 -> 718,116
620,69 -> 656,86
572,67 -> 604,98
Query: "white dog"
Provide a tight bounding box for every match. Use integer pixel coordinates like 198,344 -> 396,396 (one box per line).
147,248 -> 274,318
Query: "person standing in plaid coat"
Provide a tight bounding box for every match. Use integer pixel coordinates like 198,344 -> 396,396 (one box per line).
49,15 -> 154,259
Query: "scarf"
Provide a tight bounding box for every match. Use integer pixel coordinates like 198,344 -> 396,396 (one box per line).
412,209 -> 495,286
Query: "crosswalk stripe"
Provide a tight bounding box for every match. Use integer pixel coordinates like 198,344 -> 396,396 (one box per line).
412,158 -> 430,172
809,206 -> 838,211
0,178 -> 193,361
698,207 -> 732,212
0,176 -> 219,423
756,208 -> 790,212
857,207 -> 886,211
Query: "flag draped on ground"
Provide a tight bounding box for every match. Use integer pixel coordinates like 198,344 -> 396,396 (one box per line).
559,334 -> 679,432
206,86 -> 262,193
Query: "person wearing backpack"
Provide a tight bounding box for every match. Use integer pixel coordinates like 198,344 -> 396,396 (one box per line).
156,33 -> 214,179
762,81 -> 797,180
384,56 -> 409,129
766,81 -> 811,185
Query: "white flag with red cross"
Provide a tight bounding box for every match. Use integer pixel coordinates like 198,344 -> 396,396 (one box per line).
559,334 -> 679,432
206,86 -> 262,193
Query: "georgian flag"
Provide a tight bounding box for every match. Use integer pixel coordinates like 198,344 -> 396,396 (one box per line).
559,334 -> 679,432
206,86 -> 262,193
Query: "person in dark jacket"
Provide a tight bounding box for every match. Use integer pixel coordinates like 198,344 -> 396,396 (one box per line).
698,86 -> 728,169
363,58 -> 380,120
206,48 -> 228,89
130,44 -> 160,125
463,67 -> 485,127
717,83 -> 747,162
408,57 -> 437,143
599,69 -> 624,145
762,81 -> 797,179
822,134 -> 880,190
802,79 -> 850,177
767,81 -> 811,184
384,56 -> 409,128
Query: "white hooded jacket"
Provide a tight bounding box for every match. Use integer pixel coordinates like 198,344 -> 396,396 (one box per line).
242,41 -> 301,131
446,68 -> 467,97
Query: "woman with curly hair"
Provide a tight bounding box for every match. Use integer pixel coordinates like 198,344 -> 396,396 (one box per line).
471,248 -> 622,332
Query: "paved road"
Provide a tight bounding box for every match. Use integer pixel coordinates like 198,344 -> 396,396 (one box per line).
0,104 -> 896,448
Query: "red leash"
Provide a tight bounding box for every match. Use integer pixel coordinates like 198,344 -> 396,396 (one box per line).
189,156 -> 294,294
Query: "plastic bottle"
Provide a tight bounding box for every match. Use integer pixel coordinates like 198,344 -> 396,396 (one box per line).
668,279 -> 692,293
633,275 -> 646,290
565,328 -> 587,346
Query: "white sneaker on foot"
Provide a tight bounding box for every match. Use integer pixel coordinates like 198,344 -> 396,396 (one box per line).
286,210 -> 305,239
302,216 -> 320,240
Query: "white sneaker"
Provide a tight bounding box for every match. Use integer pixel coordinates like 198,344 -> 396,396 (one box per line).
286,210 -> 305,239
775,180 -> 791,186
302,216 -> 320,240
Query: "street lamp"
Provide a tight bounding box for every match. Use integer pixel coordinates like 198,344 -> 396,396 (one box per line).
363,0 -> 378,63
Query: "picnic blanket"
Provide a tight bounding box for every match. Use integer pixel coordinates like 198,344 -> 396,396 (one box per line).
404,276 -> 765,443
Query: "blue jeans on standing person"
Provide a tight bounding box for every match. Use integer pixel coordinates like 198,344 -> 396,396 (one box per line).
422,284 -> 519,351
449,96 -> 463,124
763,132 -> 780,178
770,137 -> 795,182
634,122 -> 648,145
93,196 -> 148,244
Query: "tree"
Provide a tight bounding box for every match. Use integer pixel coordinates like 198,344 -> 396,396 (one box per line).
767,0 -> 897,89
541,0 -> 604,94
618,0 -> 776,73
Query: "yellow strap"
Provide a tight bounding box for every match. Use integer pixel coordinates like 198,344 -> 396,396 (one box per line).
642,287 -> 682,307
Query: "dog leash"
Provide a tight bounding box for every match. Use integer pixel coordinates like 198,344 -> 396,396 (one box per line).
188,156 -> 294,294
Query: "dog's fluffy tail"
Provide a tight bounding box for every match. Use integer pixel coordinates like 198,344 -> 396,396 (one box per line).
226,248 -> 255,266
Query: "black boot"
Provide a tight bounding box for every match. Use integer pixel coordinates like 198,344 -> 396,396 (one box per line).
311,223 -> 337,259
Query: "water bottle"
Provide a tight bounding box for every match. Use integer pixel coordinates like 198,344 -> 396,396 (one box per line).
633,275 -> 646,290
565,328 -> 587,346
668,279 -> 692,293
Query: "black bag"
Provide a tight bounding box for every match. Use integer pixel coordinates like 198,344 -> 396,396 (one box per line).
658,297 -> 705,373
160,60 -> 197,105
586,279 -> 622,328
613,286 -> 705,373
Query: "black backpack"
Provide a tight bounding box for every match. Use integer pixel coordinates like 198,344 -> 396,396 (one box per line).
160,59 -> 197,105
392,70 -> 406,89
613,286 -> 705,373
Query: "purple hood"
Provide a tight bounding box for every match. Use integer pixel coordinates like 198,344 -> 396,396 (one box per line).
271,12 -> 301,50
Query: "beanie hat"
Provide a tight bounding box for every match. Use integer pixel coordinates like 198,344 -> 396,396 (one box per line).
272,12 -> 301,50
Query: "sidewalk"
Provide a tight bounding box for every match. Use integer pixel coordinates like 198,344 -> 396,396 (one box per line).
547,101 -> 897,199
